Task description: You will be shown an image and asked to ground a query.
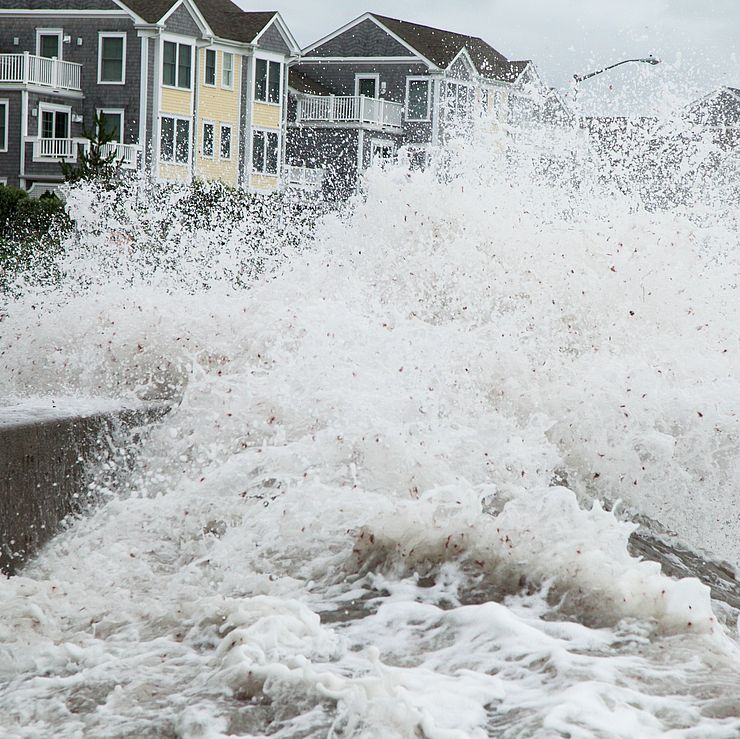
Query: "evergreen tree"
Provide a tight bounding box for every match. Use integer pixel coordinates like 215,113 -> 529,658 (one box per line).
61,112 -> 124,184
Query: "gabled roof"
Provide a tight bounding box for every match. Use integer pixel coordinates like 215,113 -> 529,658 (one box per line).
370,13 -> 514,82
118,0 -> 279,44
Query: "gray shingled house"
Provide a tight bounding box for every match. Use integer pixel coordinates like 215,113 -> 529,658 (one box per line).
285,12 -> 559,197
0,0 -> 298,194
683,86 -> 740,149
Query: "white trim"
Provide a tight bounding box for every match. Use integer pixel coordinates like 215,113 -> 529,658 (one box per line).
204,47 -> 217,87
219,122 -> 232,160
405,76 -> 431,122
0,99 -> 8,153
302,12 -> 437,69
253,13 -> 300,55
162,38 -> 193,90
138,34 -> 148,164
0,177 -> 7,186
97,31 -> 127,85
253,56 -> 282,105
201,119 -> 215,158
446,47 -> 477,80
355,73 -> 380,98
221,51 -> 234,90
299,56 -> 426,64
37,101 -> 71,139
159,113 -> 191,166
0,9 -> 127,16
36,28 -> 63,60
96,108 -> 125,143
251,127 -> 280,174
160,0 -> 212,38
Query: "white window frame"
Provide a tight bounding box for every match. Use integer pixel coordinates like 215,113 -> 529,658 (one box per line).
201,119 -> 214,159
251,127 -> 280,175
405,76 -> 431,122
97,32 -> 126,85
0,99 -> 8,153
221,51 -> 233,90
0,178 -> 7,186
159,114 -> 191,166
219,123 -> 232,160
96,108 -> 124,143
162,39 -> 192,90
355,73 -> 380,99
253,56 -> 282,105
36,28 -> 63,60
204,48 -> 217,87
38,101 -> 71,139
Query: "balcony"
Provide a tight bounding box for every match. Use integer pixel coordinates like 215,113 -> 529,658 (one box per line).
99,142 -> 142,170
283,165 -> 325,191
0,53 -> 82,92
296,94 -> 403,130
32,137 -> 85,162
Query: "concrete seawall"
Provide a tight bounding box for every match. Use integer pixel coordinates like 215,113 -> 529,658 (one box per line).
0,401 -> 168,575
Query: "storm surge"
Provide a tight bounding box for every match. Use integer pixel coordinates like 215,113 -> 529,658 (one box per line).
1,123 -> 739,737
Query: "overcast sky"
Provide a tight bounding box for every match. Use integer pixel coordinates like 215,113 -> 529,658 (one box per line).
238,0 -> 739,115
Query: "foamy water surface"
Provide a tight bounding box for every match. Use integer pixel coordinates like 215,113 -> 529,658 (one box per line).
0,126 -> 738,737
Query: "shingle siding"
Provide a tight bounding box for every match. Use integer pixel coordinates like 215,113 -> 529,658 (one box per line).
0,94 -> 22,187
308,19 -> 415,58
257,22 -> 290,56
8,1 -> 120,10
163,4 -> 202,37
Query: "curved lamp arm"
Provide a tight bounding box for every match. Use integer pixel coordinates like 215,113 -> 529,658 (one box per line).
573,57 -> 660,84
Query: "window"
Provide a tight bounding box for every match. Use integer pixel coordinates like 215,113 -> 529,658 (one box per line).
252,130 -> 278,174
446,81 -> 474,120
37,30 -> 62,59
98,33 -> 126,84
406,78 -> 430,121
0,101 -> 7,152
97,109 -> 123,142
202,121 -> 214,158
163,41 -> 192,89
160,116 -> 190,164
222,52 -> 233,89
204,49 -> 216,86
39,106 -> 69,139
254,58 -> 281,103
355,74 -> 379,98
219,124 -> 231,159
371,139 -> 394,166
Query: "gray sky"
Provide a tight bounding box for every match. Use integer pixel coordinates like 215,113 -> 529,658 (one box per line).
238,0 -> 739,115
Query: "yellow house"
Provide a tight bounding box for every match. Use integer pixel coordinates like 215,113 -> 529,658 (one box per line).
125,0 -> 298,191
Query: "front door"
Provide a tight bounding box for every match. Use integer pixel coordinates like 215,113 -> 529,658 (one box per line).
356,75 -> 378,98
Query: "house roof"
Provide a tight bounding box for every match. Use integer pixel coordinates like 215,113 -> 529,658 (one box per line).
119,0 -> 278,43
370,13 -> 519,82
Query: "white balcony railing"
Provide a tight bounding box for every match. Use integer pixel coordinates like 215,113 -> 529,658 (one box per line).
283,165 -> 325,191
296,95 -> 403,130
99,142 -> 141,169
0,52 -> 82,91
32,137 -> 84,161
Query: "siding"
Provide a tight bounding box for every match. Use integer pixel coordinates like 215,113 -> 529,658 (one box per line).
252,102 -> 280,129
250,173 -> 278,190
0,93 -> 22,187
257,22 -> 290,55
161,87 -> 191,116
195,49 -> 240,186
163,3 -> 201,37
308,19 -> 414,58
159,162 -> 189,181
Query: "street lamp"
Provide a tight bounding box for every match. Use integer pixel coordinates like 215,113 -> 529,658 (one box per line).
573,56 -> 660,84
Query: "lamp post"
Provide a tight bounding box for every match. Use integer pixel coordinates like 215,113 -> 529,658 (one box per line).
573,56 -> 661,84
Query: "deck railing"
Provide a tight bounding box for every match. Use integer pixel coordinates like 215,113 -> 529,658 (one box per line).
33,138 -> 82,161
297,95 -> 403,129
0,52 -> 82,91
99,142 -> 141,169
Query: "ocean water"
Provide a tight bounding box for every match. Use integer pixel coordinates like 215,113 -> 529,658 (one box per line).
0,122 -> 738,737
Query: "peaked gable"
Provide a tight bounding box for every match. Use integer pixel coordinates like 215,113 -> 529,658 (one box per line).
164,2 -> 202,36
305,17 -> 416,58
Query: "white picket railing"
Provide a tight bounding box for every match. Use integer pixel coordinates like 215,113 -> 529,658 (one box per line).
283,165 -> 325,191
297,95 -> 403,129
33,138 -> 82,161
99,142 -> 141,169
0,53 -> 82,91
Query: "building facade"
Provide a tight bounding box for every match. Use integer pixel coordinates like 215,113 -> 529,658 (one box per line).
0,0 -> 298,194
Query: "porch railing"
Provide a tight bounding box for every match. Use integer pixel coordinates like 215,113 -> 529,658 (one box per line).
283,165 -> 325,191
99,142 -> 141,169
32,137 -> 83,161
297,95 -> 403,130
0,52 -> 82,91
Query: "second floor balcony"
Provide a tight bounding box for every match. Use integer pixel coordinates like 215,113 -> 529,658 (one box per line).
0,53 -> 82,92
295,94 -> 403,131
